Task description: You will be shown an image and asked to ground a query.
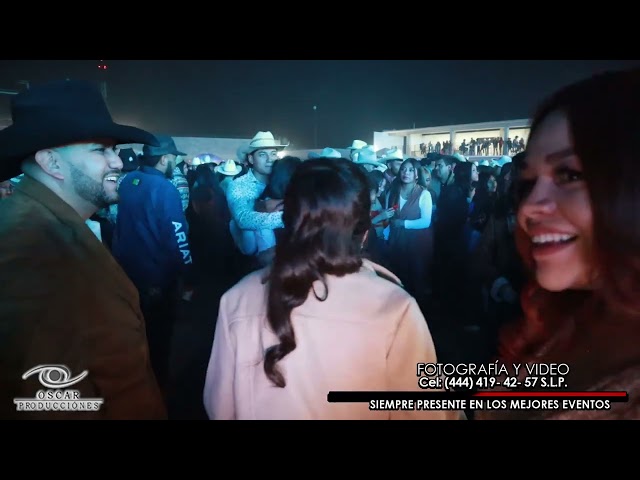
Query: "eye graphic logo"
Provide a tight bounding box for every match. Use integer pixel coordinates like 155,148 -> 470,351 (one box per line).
14,364 -> 103,414
22,365 -> 88,389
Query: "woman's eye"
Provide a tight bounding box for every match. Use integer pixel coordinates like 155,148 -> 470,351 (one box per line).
554,167 -> 583,184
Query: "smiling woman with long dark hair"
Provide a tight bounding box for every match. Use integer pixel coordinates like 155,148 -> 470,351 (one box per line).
477,67 -> 640,420
203,158 -> 457,420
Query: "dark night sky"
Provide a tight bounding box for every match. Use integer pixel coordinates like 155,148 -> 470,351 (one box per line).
1,60 -> 638,148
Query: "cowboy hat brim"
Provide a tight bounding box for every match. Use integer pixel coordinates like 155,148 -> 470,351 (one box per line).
215,165 -> 243,176
356,160 -> 386,168
245,143 -> 288,154
236,143 -> 288,162
308,151 -> 341,159
0,118 -> 159,181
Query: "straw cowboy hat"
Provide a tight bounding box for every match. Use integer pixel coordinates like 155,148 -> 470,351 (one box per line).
0,79 -> 158,181
381,147 -> 404,162
308,147 -> 342,159
355,146 -> 385,168
215,159 -> 243,176
347,140 -> 367,150
238,131 -> 289,162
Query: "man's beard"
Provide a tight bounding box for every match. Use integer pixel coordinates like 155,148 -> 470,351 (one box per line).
68,163 -> 118,209
165,162 -> 175,179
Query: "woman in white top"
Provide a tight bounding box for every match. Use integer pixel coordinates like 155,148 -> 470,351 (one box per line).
384,158 -> 434,302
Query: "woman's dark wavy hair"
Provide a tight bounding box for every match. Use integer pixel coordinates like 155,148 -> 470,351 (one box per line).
453,161 -> 473,189
498,68 -> 640,363
494,152 -> 525,219
194,163 -> 219,190
497,162 -> 513,196
261,156 -> 302,200
264,158 -> 372,387
190,163 -> 229,222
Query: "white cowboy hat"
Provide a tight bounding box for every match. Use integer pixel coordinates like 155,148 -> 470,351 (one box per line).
191,158 -> 203,166
355,146 -> 385,168
495,155 -> 512,167
238,131 -> 288,162
246,131 -> 289,152
215,159 -> 243,176
452,153 -> 467,163
347,139 -> 367,150
309,147 -> 342,159
197,153 -> 223,165
382,147 -> 404,162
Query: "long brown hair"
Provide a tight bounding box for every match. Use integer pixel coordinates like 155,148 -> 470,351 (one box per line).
264,158 -> 371,387
499,68 -> 640,362
387,158 -> 426,208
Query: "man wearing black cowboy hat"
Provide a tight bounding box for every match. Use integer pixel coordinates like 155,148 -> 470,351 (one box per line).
0,79 -> 167,419
112,134 -> 194,400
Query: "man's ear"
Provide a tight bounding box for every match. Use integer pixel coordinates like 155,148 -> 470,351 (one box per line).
34,149 -> 65,180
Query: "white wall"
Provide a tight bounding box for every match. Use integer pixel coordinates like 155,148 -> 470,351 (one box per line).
373,131 -> 403,153
121,136 -> 252,161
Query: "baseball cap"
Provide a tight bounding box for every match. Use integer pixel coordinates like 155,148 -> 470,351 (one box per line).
118,148 -> 140,172
142,134 -> 186,157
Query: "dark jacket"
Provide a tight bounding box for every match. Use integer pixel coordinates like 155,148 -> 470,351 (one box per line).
0,176 -> 167,419
112,166 -> 194,291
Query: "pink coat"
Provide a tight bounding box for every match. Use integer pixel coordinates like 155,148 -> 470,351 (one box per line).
204,259 -> 461,420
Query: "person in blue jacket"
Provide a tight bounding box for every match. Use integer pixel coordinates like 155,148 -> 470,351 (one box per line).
112,134 -> 193,398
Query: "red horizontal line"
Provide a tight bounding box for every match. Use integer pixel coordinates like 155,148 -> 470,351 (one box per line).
473,391 -> 626,397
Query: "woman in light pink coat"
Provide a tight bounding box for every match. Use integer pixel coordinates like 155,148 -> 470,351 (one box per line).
203,158 -> 459,420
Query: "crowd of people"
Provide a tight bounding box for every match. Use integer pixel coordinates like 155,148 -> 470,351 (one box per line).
1,66 -> 639,419
419,136 -> 526,157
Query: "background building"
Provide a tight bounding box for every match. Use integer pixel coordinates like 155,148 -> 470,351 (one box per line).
374,118 -> 530,159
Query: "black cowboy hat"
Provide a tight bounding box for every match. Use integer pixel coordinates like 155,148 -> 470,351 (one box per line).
0,79 -> 159,181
